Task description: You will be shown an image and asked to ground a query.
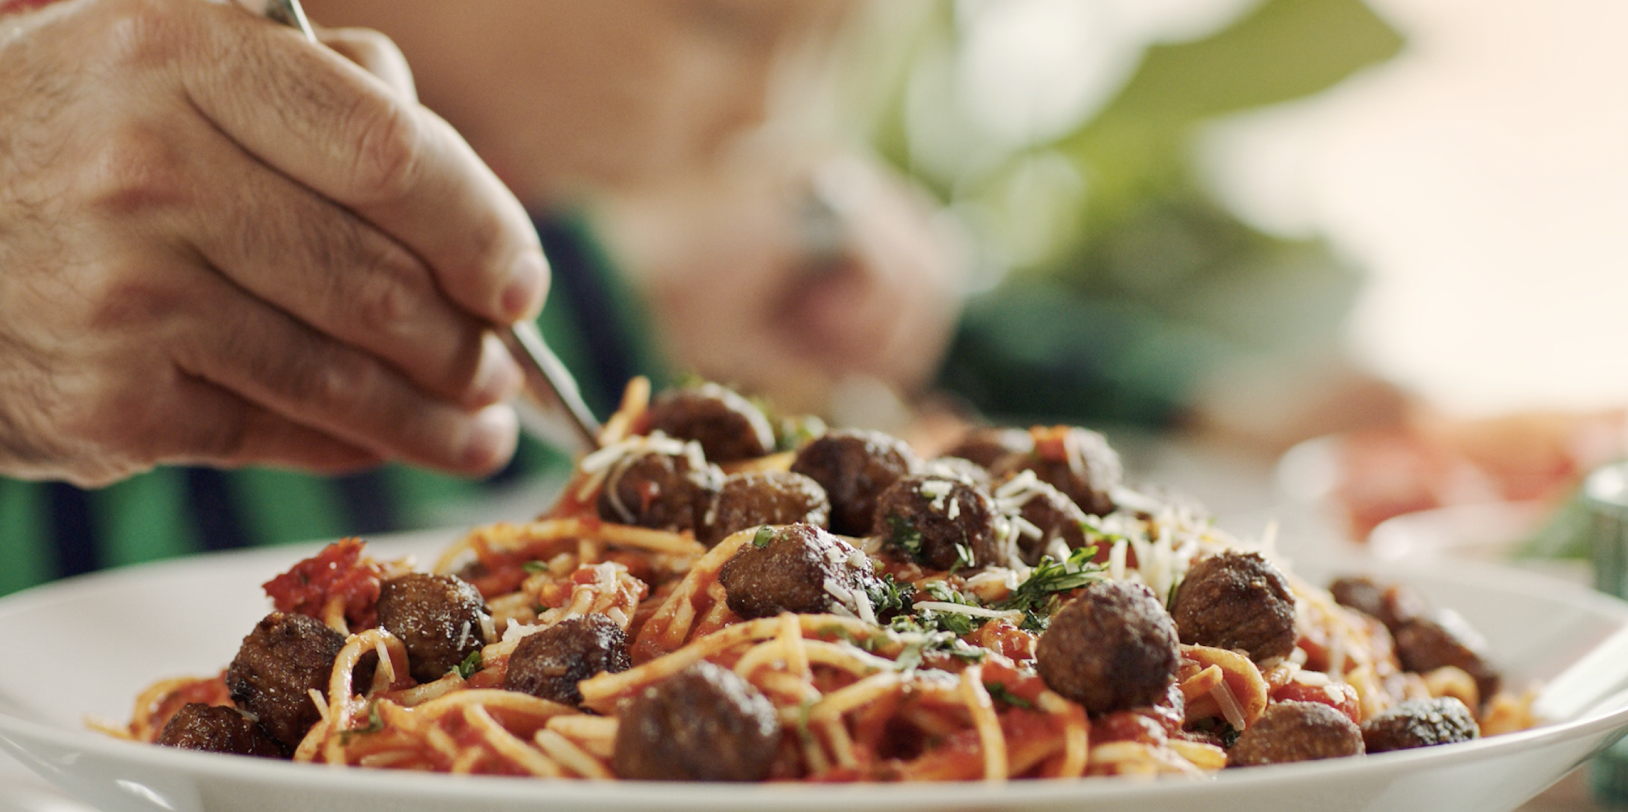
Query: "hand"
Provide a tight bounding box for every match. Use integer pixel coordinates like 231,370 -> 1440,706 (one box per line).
604,152 -> 962,417
0,0 -> 548,486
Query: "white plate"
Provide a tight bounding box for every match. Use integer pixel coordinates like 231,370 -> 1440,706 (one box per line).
3,530 -> 1628,812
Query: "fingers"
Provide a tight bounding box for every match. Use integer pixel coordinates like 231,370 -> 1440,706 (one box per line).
168,120 -> 521,409
170,269 -> 520,476
156,376 -> 382,475
317,26 -> 416,103
169,1 -> 548,325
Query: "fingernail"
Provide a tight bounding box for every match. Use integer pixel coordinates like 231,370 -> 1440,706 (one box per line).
468,332 -> 523,407
461,403 -> 519,473
500,249 -> 550,321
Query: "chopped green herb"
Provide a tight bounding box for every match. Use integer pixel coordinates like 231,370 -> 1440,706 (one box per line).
884,514 -> 925,562
752,525 -> 777,549
1191,717 -> 1241,748
455,648 -> 484,679
340,699 -> 384,743
984,682 -> 1033,709
522,560 -> 549,574
918,607 -> 978,636
864,574 -> 913,618
775,414 -> 827,452
994,545 -> 1106,631
923,580 -> 979,606
794,698 -> 816,745
887,616 -> 985,668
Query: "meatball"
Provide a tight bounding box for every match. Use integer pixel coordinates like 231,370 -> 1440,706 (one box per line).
1000,478 -> 1089,566
503,615 -> 631,706
1170,552 -> 1297,663
1035,582 -> 1180,715
156,703 -> 286,759
1392,614 -> 1501,703
922,456 -> 993,490
872,475 -> 1005,570
719,523 -> 880,619
644,384 -> 775,463
789,429 -> 919,535
611,661 -> 782,781
1362,697 -> 1479,753
989,427 -> 1121,516
699,471 -> 831,545
225,612 -> 347,750
1329,576 -> 1428,631
1227,701 -> 1365,767
943,426 -> 1033,470
376,573 -> 491,684
598,450 -> 722,532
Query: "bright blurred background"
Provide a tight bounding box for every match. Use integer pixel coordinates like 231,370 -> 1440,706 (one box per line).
844,0 -> 1628,419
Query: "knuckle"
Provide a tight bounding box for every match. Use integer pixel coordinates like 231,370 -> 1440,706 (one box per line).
299,351 -> 379,417
342,93 -> 424,203
78,257 -> 184,332
91,0 -> 191,74
77,123 -> 189,215
348,245 -> 425,336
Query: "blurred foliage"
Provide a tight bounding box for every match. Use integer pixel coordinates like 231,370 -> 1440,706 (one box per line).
868,0 -> 1404,425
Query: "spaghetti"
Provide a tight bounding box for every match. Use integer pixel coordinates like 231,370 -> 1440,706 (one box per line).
112,378 -> 1529,781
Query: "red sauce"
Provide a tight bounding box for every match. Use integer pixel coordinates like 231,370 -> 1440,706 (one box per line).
261,539 -> 384,630
1272,679 -> 1362,725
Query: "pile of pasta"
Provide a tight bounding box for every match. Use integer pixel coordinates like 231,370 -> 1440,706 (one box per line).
111,378 -> 1534,782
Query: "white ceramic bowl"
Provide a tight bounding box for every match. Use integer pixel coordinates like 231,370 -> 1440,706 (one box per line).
3,531 -> 1626,812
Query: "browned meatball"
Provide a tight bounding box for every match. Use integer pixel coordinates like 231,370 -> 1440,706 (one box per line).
226,612 -> 347,750
719,524 -> 880,619
923,456 -> 993,490
1329,576 -> 1428,630
503,615 -> 631,706
376,573 -> 491,684
872,474 -> 1005,570
790,429 -> 919,535
598,451 -> 722,532
989,427 -> 1121,516
1362,697 -> 1479,753
1170,552 -> 1297,663
156,703 -> 287,759
611,661 -> 782,781
1035,582 -> 1180,715
1392,615 -> 1501,703
944,426 -> 1033,469
699,471 -> 831,545
1227,701 -> 1365,767
644,385 -> 775,462
999,478 -> 1089,566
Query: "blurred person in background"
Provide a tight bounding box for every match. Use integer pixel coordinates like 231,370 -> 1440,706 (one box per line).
3,0 -> 1616,599
0,0 -> 963,596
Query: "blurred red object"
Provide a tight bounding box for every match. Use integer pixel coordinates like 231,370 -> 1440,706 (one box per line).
1294,408 -> 1626,540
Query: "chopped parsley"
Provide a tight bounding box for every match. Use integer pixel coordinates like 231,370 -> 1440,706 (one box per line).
522,560 -> 549,574
340,700 -> 384,743
752,525 -> 777,549
993,545 -> 1106,631
884,514 -> 925,562
922,580 -> 978,606
455,648 -> 484,679
864,574 -> 914,619
887,616 -> 985,669
983,682 -> 1034,709
775,414 -> 827,452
